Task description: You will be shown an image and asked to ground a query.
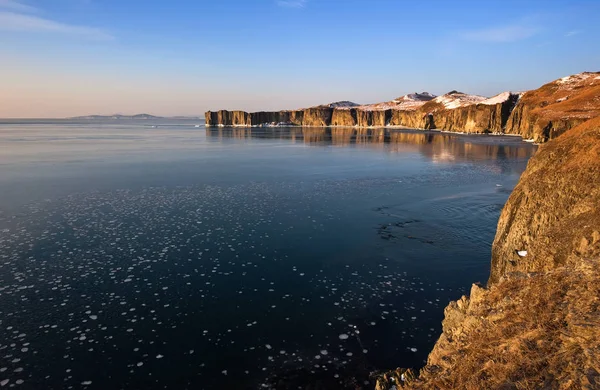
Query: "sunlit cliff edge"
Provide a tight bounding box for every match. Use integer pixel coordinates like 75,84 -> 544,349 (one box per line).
206,72 -> 600,144
375,116 -> 600,389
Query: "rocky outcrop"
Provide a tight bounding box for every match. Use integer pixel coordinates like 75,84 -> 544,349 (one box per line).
205,72 -> 600,140
330,108 -> 357,126
389,259 -> 600,389
356,109 -> 391,127
505,72 -> 600,142
375,116 -> 600,389
489,116 -> 600,284
300,107 -> 334,127
417,92 -> 521,134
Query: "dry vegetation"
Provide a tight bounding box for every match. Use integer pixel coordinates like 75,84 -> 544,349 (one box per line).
375,259 -> 600,390
522,73 -> 600,121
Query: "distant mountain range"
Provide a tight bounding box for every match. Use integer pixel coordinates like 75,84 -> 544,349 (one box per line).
70,114 -> 203,120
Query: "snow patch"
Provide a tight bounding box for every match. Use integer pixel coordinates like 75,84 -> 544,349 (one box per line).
556,72 -> 598,85
327,101 -> 360,109
480,91 -> 512,105
433,91 -> 486,109
359,92 -> 436,111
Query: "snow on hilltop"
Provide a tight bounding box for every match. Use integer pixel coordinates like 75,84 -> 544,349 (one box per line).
397,92 -> 437,102
432,91 -> 487,109
327,101 -> 361,108
312,89 -> 528,112
310,101 -> 361,109
480,91 -> 516,105
555,72 -> 599,86
359,92 -> 437,111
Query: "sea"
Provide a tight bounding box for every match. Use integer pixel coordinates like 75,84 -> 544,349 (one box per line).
0,119 -> 537,389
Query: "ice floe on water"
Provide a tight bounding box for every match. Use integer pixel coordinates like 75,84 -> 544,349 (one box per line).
0,179 -> 465,389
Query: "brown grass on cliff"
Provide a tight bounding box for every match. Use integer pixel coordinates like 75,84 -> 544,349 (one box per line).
404,259 -> 600,390
490,115 -> 600,284
519,73 -> 600,122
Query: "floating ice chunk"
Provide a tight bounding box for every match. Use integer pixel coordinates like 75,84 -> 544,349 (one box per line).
0,380 -> 8,387
221,370 -> 227,375
410,348 -> 418,352
338,334 -> 349,340
81,381 -> 92,386
89,315 -> 98,320
137,362 -> 144,367
320,350 -> 328,355
265,344 -> 272,350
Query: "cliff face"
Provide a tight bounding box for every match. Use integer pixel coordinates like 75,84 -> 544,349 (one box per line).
489,116 -> 600,284
505,72 -> 600,142
375,116 -> 600,389
330,108 -> 357,126
205,72 -> 600,140
417,92 -> 520,134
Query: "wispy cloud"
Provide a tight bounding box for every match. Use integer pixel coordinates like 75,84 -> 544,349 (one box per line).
276,0 -> 307,8
460,25 -> 539,43
565,30 -> 581,37
0,0 -> 37,13
0,11 -> 114,40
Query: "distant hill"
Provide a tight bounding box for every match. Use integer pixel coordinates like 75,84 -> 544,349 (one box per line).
70,114 -> 164,120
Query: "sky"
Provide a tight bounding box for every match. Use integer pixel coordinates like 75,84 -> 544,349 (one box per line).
0,0 -> 599,118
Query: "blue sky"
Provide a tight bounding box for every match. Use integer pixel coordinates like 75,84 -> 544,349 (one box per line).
1,0 -> 599,117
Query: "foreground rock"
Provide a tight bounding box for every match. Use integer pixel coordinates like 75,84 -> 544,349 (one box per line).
490,116 -> 600,284
376,117 -> 600,389
396,259 -> 600,389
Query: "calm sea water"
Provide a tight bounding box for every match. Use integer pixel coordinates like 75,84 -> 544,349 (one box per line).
0,120 -> 536,389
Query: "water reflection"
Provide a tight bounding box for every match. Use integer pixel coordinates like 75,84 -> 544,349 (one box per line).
206,127 -> 537,163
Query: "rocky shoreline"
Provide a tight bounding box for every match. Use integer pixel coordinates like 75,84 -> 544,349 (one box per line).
374,95 -> 600,387
206,72 -> 600,144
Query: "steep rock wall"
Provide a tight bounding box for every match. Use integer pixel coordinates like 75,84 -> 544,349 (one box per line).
302,107 -> 333,126
205,94 -> 518,133
356,109 -> 391,127
505,72 -> 600,142
330,108 -> 357,126
416,93 -> 520,134
489,116 -> 600,284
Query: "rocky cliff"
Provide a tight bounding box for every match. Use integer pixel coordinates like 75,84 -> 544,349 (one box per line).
489,115 -> 600,284
505,72 -> 600,142
205,73 -> 600,138
375,116 -> 600,389
205,92 -> 519,133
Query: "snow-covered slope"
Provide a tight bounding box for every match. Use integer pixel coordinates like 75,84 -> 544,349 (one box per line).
480,91 -> 516,105
556,72 -> 599,86
359,92 -> 436,111
432,91 -> 487,109
327,101 -> 361,108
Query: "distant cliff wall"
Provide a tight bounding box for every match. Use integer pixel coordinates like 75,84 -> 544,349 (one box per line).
205,72 -> 600,140
205,94 -> 519,135
418,93 -> 520,134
